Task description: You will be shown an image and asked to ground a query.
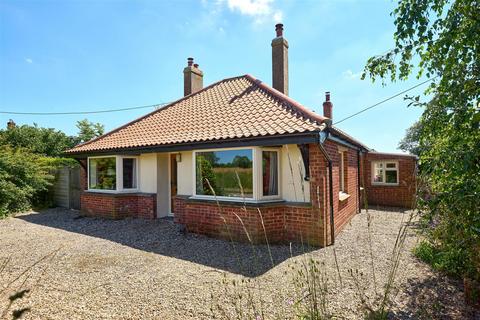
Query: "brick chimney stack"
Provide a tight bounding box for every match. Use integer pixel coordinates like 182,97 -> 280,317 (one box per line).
183,57 -> 203,96
271,23 -> 289,95
7,119 -> 16,129
323,92 -> 333,119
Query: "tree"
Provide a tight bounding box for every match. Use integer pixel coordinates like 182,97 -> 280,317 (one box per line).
76,119 -> 105,143
231,155 -> 252,169
398,121 -> 422,155
0,123 -> 76,157
364,0 -> 479,281
0,146 -> 54,217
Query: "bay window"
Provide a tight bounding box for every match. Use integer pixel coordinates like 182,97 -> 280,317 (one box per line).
372,161 -> 399,185
88,156 -> 138,191
194,147 -> 280,201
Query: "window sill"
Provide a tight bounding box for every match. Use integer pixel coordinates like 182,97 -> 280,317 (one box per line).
84,190 -> 154,197
371,183 -> 399,187
339,192 -> 350,201
86,189 -> 140,194
181,195 -> 311,208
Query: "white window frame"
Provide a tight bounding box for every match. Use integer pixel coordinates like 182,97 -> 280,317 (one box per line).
87,155 -> 139,193
371,160 -> 399,186
259,148 -> 281,200
339,151 -> 346,193
191,146 -> 281,202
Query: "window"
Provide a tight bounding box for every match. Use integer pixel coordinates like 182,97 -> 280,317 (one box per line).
193,147 -> 280,201
88,156 -> 138,192
89,157 -> 116,190
262,151 -> 279,196
339,151 -> 346,193
122,158 -> 137,189
372,161 -> 398,185
196,149 -> 253,198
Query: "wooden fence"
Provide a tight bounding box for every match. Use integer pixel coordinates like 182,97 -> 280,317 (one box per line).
53,166 -> 81,210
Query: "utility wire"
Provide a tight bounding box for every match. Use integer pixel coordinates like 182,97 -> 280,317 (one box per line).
0,102 -> 169,115
1,77 -> 434,118
333,77 -> 436,125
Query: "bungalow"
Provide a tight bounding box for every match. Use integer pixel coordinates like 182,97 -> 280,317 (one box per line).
66,24 -> 416,247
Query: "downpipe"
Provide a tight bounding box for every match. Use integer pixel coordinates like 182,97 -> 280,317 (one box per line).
316,129 -> 335,245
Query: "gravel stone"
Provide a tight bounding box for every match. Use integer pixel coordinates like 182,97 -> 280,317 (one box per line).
0,207 -> 477,319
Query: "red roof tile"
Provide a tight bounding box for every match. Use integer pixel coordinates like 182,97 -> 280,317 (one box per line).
67,75 -> 328,154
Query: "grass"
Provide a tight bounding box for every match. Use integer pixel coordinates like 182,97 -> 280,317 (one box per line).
206,147 -> 418,319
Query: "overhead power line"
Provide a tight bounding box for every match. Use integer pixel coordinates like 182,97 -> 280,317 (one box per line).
0,102 -> 170,116
333,77 -> 436,125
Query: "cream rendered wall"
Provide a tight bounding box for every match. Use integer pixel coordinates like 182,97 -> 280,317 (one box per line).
176,151 -> 193,195
139,153 -> 157,193
281,144 -> 310,202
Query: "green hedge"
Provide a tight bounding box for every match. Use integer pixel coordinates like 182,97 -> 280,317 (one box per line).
0,146 -> 76,218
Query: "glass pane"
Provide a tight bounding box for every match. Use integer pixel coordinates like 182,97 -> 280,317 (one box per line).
123,158 -> 137,189
89,157 -> 116,190
386,170 -> 398,183
262,151 -> 278,196
373,169 -> 384,183
375,162 -> 383,169
196,149 -> 253,198
386,162 -> 397,168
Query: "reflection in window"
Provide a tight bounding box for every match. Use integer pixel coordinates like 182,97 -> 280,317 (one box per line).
196,149 -> 253,198
123,158 -> 137,189
262,151 -> 279,196
89,157 -> 116,190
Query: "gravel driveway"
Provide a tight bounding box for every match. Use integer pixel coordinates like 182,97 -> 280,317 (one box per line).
0,208 -> 477,319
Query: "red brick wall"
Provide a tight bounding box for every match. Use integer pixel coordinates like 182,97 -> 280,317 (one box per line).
174,198 -> 326,245
363,153 -> 417,208
81,192 -> 156,219
322,140 -> 360,237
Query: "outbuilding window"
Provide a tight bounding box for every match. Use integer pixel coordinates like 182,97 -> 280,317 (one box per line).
88,156 -> 138,192
193,147 -> 280,201
372,161 -> 399,185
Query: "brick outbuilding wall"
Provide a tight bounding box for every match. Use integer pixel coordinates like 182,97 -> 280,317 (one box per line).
363,152 -> 417,208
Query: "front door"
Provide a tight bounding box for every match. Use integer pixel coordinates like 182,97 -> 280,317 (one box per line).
170,154 -> 178,214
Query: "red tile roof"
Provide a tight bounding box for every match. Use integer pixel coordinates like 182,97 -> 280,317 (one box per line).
67,74 -> 329,154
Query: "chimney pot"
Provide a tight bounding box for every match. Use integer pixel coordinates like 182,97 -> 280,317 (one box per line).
275,23 -> 284,37
193,63 -> 199,68
323,92 -> 333,119
187,57 -> 194,66
271,23 -> 289,95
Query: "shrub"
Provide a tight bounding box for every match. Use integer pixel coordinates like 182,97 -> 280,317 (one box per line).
0,146 -> 55,217
414,240 -> 472,278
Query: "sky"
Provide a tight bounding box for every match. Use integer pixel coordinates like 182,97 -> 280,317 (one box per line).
0,0 -> 429,153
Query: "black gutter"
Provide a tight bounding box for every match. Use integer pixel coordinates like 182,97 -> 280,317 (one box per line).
357,150 -> 361,213
316,132 -> 335,245
65,132 -> 319,158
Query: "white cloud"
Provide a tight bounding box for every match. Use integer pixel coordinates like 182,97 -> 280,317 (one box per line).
219,0 -> 283,24
25,58 -> 33,64
342,69 -> 362,80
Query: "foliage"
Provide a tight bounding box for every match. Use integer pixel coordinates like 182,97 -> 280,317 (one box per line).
76,118 -> 105,143
413,240 -> 468,276
398,121 -> 423,155
363,0 -> 480,281
196,155 -> 221,196
0,123 -> 76,157
0,146 -> 55,217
